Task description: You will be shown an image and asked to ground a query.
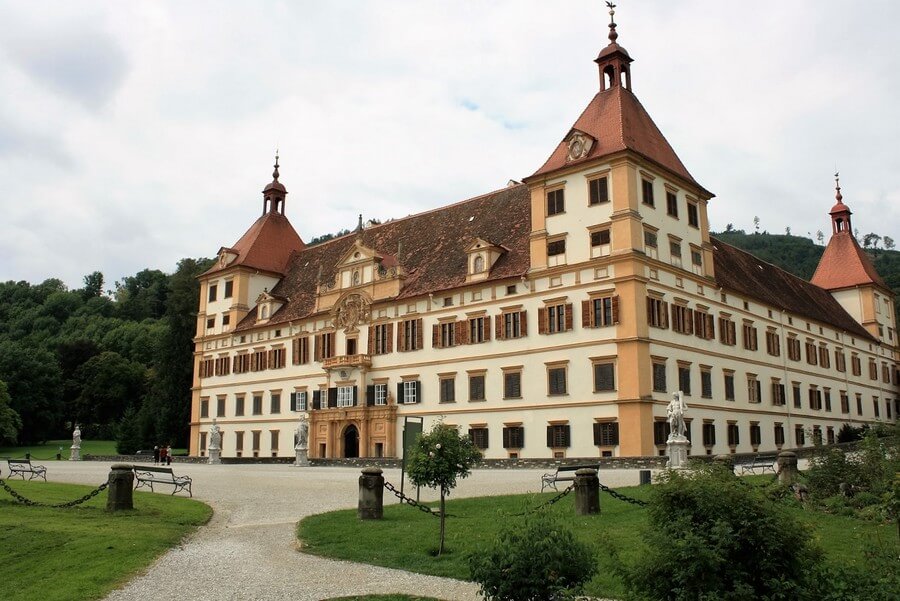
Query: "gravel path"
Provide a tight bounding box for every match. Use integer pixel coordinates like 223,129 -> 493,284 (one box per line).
46,461 -> 653,601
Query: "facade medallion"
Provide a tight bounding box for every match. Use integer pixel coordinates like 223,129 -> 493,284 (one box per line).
566,131 -> 593,162
334,293 -> 370,333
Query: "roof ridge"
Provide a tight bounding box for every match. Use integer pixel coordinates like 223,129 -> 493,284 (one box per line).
710,235 -> 809,292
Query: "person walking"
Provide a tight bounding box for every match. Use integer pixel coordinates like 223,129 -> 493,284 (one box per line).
166,445 -> 173,466
153,445 -> 160,465
159,445 -> 168,466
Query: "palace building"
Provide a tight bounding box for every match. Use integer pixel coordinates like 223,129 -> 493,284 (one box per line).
188,10 -> 898,460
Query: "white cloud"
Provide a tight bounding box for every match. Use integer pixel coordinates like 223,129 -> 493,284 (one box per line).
0,0 -> 897,288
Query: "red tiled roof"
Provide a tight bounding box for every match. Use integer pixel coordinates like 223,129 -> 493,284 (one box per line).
712,237 -> 875,341
528,86 -> 707,193
235,184 -> 531,330
204,211 -> 305,276
810,232 -> 887,291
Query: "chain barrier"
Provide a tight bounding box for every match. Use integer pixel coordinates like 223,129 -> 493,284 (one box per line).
598,482 -> 648,507
0,478 -> 109,508
383,480 -> 456,518
503,483 -> 576,517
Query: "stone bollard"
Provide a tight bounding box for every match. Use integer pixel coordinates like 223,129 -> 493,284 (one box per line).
574,468 -> 600,516
107,463 -> 134,512
777,451 -> 798,486
713,454 -> 734,473
358,467 -> 384,520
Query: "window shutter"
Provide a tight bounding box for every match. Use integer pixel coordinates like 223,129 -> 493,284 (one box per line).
694,311 -> 703,336
483,318 -> 491,341
563,425 -> 571,447
538,307 -> 548,334
432,324 -> 440,348
290,392 -> 297,412
564,303 -> 573,331
398,322 -> 406,352
199,361 -> 206,378
520,311 -> 527,336
502,428 -> 510,449
368,326 -> 376,354
610,423 -> 620,445
647,298 -> 654,324
397,382 -> 405,404
292,338 -> 300,365
686,309 -> 694,335
706,314 -> 714,339
314,335 -> 322,361
593,422 -> 601,445
327,387 -> 338,409
415,319 -> 423,350
312,390 -> 321,410
546,425 -> 553,447
611,296 -> 620,324
756,380 -> 762,402
366,385 -> 375,407
352,386 -> 358,406
232,356 -> 238,372
495,315 -> 503,340
456,320 -> 469,344
582,300 -> 593,327
729,321 -> 736,345
414,380 -> 422,403
386,323 -> 394,352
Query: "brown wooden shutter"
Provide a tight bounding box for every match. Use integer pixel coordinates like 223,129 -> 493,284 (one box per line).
456,320 -> 469,344
432,324 -> 440,348
662,302 -> 669,329
694,312 -> 703,337
611,296 -> 620,324
398,321 -> 406,352
314,335 -> 322,361
386,323 -> 394,352
729,321 -> 736,345
538,307 -> 548,334
564,304 -> 573,331
495,314 -> 503,340
706,314 -> 714,339
520,310 -> 527,336
582,300 -> 593,327
232,356 -> 238,373
686,309 -> 694,335
368,326 -> 376,354
415,319 -> 423,350
292,338 -> 299,365
199,360 -> 206,379
483,318 -> 491,341
647,298 -> 654,325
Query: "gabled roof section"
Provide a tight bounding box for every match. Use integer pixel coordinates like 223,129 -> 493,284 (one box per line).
810,232 -> 888,291
528,86 -> 707,194
712,237 -> 875,341
204,211 -> 305,276
235,183 -> 531,330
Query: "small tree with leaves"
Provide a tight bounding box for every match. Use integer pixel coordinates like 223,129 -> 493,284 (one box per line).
406,421 -> 482,555
885,236 -> 895,251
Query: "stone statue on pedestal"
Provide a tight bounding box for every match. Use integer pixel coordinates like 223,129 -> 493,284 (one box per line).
208,418 -> 222,465
294,413 -> 310,467
70,423 -> 82,461
666,391 -> 689,469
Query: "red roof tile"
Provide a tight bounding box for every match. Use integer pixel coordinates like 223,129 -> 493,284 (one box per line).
205,211 -> 305,276
810,232 -> 887,291
712,237 -> 875,341
528,86 -> 707,193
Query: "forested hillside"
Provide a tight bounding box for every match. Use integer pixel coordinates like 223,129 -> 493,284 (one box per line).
0,258 -> 213,451
712,229 -> 900,314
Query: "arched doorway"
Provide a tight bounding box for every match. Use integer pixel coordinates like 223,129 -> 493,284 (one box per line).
343,425 -> 360,458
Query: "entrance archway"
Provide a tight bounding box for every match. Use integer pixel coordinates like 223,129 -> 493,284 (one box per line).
343,424 -> 360,458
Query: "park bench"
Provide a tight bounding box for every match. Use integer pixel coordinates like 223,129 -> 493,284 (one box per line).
541,464 -> 600,492
133,466 -> 192,497
735,454 -> 778,475
6,458 -> 47,481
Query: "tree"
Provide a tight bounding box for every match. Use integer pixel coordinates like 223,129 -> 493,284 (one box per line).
816,230 -> 825,245
863,233 -> 882,250
0,380 -> 23,445
885,236 -> 895,251
753,216 -> 760,233
81,271 -> 104,299
406,422 -> 482,555
725,223 -> 734,232
0,340 -> 62,443
73,351 -> 146,431
785,226 -> 792,236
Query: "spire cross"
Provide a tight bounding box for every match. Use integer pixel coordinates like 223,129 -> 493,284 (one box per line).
273,150 -> 280,182
834,171 -> 842,202
606,1 -> 618,43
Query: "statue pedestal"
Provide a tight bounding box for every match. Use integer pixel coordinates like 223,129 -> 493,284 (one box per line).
208,447 -> 221,465
69,445 -> 81,461
666,436 -> 689,469
294,446 -> 309,467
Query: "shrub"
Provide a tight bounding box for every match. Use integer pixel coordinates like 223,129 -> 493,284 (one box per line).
469,508 -> 596,601
836,423 -> 866,443
849,491 -> 880,509
618,464 -> 824,601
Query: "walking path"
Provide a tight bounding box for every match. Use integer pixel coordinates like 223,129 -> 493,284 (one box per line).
47,461 -> 651,601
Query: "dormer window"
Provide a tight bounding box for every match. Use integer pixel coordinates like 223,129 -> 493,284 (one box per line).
261,306 -> 269,319
473,255 -> 485,273
465,238 -> 505,283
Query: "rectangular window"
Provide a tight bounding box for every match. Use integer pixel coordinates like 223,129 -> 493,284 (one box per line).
653,420 -> 671,445
469,374 -> 485,401
647,297 -> 669,329
642,179 -> 654,206
774,424 -> 785,446
787,337 -> 801,361
750,423 -> 761,447
270,430 -> 279,454
691,250 -> 703,268
371,323 -> 392,355
593,362 -> 615,392
772,381 -> 786,406
687,202 -> 699,227
398,318 -> 423,352
200,398 -> 209,418
702,422 -> 716,446
270,393 -> 281,414
793,384 -> 802,409
314,332 -> 335,361
337,386 -> 355,408
766,331 -> 781,356
546,424 -> 571,448
208,284 -> 217,302
747,375 -> 761,403
840,391 -> 850,414
727,423 -> 740,447
856,393 -> 863,415
216,396 -> 226,417
206,317 -> 215,329
718,317 -> 737,345
795,426 -> 805,446
235,431 -> 244,455
439,377 -> 456,403
547,239 -> 566,256
583,295 -> 618,328
469,316 -> 488,344
546,188 -> 565,215
251,349 -> 268,371
222,314 -> 231,327
666,191 -> 678,217
590,228 -> 611,247
548,367 -> 567,395
469,427 -> 489,450
224,280 -> 233,298
292,336 -> 309,364
541,303 -> 571,334
399,380 -> 420,404
269,348 -> 286,370
672,305 -> 694,335
701,369 -> 712,398
293,391 -> 308,411
652,361 -> 667,393
438,322 -> 456,348
593,422 -> 619,446
252,395 -> 263,415
669,240 -> 682,265
589,176 -> 609,205
851,355 -> 861,376
252,431 -> 261,452
873,397 -> 880,417
644,229 -> 658,249
498,310 -> 526,340
819,346 -> 830,369
374,383 -> 387,406
694,311 -> 714,340
824,389 -> 832,412
678,365 -> 691,396
742,323 -> 758,351
806,342 -> 818,365
835,351 -> 846,372
504,371 -> 522,399
869,359 -> 878,381
724,373 -> 735,401
503,426 -> 524,449
235,394 -> 245,416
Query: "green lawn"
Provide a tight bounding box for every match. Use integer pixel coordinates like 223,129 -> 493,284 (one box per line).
327,597 -> 444,601
298,483 -> 896,599
0,479 -> 212,601
0,440 -> 186,460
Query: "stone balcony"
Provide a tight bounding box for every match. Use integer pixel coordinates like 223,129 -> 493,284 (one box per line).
322,354 -> 372,370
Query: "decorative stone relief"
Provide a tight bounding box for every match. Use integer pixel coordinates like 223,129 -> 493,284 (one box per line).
566,131 -> 594,162
334,293 -> 371,333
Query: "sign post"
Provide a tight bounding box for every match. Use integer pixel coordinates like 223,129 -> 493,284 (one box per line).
399,416 -> 423,497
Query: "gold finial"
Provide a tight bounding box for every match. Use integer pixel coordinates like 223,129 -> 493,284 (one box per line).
606,1 -> 618,43
834,171 -> 842,202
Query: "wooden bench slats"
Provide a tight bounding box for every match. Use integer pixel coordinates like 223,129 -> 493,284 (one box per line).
6,459 -> 47,482
541,464 -> 600,492
735,455 -> 778,475
133,466 -> 192,497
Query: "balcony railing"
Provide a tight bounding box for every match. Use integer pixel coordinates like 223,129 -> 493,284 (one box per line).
322,354 -> 372,370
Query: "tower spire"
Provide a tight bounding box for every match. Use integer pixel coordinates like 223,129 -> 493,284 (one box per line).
834,171 -> 842,202
595,2 -> 633,91
273,150 -> 280,183
606,1 -> 618,43
262,151 -> 288,215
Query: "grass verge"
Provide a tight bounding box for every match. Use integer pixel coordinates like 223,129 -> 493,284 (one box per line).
0,479 -> 212,601
0,439 -> 120,460
327,597 -> 444,601
298,482 -> 895,599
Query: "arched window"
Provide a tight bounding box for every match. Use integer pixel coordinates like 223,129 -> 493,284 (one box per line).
261,305 -> 269,319
473,255 -> 485,273
621,66 -> 630,89
352,270 -> 360,285
603,65 -> 616,90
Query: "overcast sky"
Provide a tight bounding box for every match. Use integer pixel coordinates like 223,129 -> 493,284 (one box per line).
1,0 -> 898,290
